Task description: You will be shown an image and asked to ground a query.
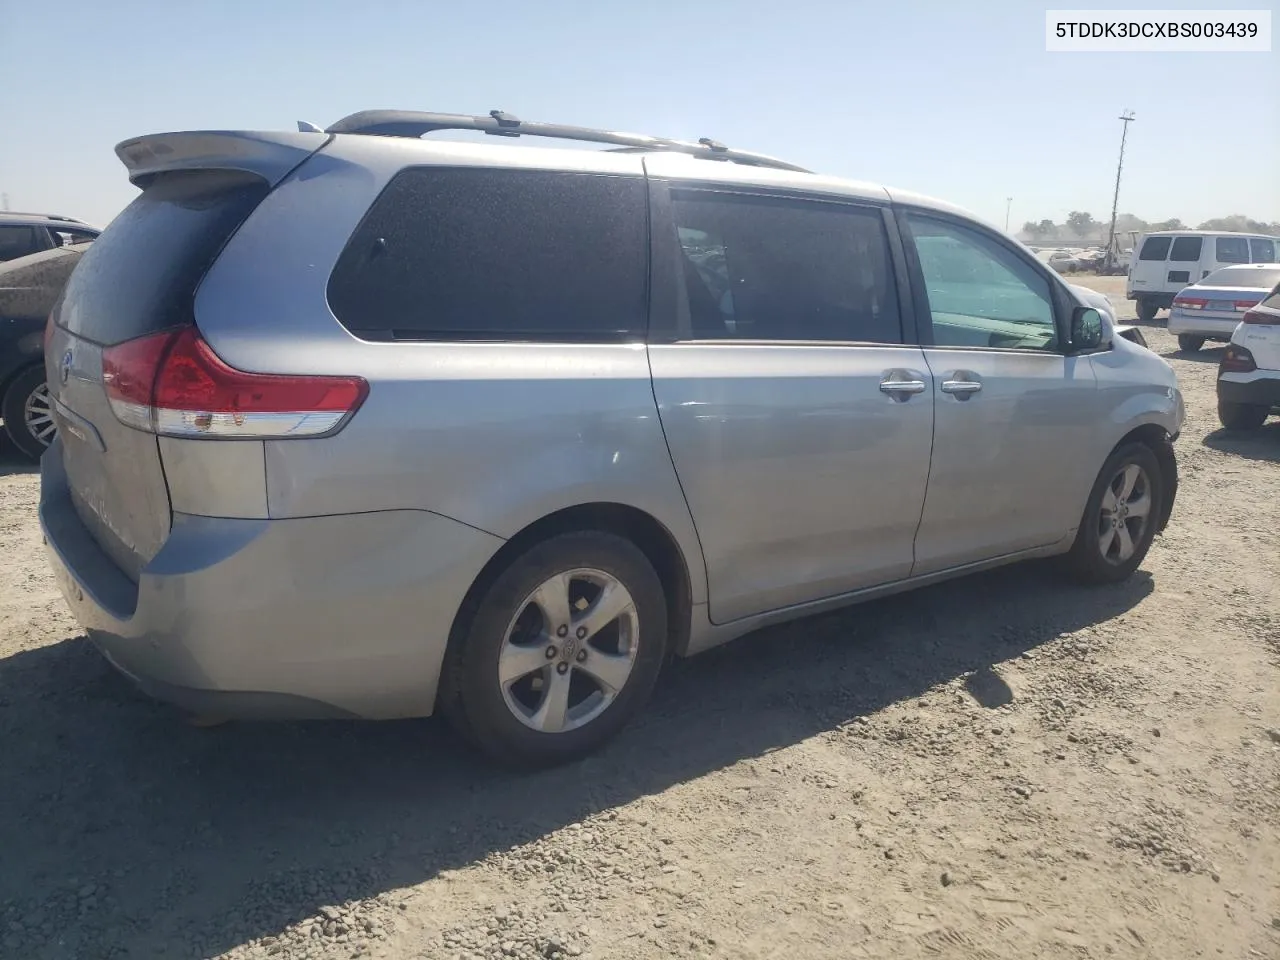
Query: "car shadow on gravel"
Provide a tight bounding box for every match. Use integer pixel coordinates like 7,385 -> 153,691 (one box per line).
1159,346 -> 1224,364
0,563 -> 1153,959
1202,423 -> 1280,463
0,434 -> 38,476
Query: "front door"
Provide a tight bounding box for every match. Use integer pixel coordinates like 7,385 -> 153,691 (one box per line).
902,212 -> 1100,575
647,185 -> 935,624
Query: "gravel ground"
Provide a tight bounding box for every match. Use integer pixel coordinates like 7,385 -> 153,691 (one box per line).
1,276 -> 1277,960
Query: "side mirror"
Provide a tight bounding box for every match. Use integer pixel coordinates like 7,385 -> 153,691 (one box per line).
1070,306 -> 1106,352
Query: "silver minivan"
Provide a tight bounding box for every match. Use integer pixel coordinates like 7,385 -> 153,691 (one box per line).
40,110 -> 1184,767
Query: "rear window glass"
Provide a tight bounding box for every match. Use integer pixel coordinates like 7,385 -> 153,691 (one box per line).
1138,236 -> 1171,261
1200,266 -> 1280,289
1169,237 -> 1203,261
1215,237 -> 1249,264
327,168 -> 648,342
57,170 -> 268,345
1250,238 -> 1276,262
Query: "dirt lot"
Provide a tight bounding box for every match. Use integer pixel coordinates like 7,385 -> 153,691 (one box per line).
1,276 -> 1277,960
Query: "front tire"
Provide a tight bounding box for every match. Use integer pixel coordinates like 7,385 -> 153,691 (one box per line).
1217,399 -> 1269,431
440,531 -> 669,769
1065,443 -> 1163,585
1177,334 -> 1205,353
2,366 -> 56,460
1135,299 -> 1158,323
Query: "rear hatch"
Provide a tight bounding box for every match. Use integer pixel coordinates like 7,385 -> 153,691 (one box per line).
1238,287 -> 1280,372
46,168 -> 271,580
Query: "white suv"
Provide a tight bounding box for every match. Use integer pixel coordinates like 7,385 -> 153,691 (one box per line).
1217,280 -> 1280,430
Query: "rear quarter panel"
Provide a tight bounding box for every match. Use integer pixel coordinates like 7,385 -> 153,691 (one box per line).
192,136 -> 709,606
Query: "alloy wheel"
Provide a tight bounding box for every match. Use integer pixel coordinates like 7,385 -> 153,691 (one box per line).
23,383 -> 56,448
1097,462 -> 1152,564
497,568 -> 639,733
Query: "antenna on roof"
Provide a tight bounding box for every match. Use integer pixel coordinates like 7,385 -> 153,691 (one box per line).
297,120 -> 323,133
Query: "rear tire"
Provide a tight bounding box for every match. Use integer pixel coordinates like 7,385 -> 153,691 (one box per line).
1217,399 -> 1269,431
440,531 -> 668,769
1065,443 -> 1163,585
1135,299 -> 1158,323
1177,334 -> 1205,353
2,365 -> 56,460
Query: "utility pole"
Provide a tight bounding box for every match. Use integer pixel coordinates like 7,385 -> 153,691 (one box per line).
1105,111 -> 1135,272
1005,197 -> 1013,233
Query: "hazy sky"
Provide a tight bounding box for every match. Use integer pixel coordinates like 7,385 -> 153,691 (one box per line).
2,0 -> 1276,230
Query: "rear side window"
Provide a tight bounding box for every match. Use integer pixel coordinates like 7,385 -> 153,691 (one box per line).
58,170 -> 268,345
1169,237 -> 1203,261
1250,238 -> 1276,262
328,169 -> 648,342
51,228 -> 98,247
1139,236 -> 1171,261
669,191 -> 901,343
0,225 -> 40,262
1216,237 -> 1249,263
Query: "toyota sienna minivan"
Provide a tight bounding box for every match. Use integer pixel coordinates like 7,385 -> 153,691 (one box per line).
40,110 -> 1184,767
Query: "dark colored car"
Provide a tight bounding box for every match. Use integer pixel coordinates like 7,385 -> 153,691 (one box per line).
0,212 -> 99,263
1,243 -> 90,457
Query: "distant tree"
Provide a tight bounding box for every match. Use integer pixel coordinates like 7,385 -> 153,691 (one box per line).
1149,218 -> 1185,231
1196,215 -> 1275,234
1038,219 -> 1056,236
1065,211 -> 1097,238
1114,213 -> 1149,234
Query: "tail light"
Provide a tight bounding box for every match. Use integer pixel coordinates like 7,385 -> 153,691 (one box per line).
1172,296 -> 1206,310
1219,344 -> 1257,374
102,327 -> 368,439
1232,300 -> 1258,312
1242,308 -> 1278,325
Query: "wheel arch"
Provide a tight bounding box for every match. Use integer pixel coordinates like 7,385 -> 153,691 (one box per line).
437,501 -> 695,712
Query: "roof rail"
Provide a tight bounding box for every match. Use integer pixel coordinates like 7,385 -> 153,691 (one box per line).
0,211 -> 88,224
325,109 -> 811,174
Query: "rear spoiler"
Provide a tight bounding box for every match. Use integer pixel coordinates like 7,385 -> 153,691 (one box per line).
114,131 -> 331,188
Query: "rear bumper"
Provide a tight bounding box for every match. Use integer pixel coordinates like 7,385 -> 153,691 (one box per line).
1217,371 -> 1280,409
1167,313 -> 1239,339
39,442 -> 503,720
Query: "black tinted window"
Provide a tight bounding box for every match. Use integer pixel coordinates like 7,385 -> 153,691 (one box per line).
1250,238 -> 1276,262
670,191 -> 900,343
1169,237 -> 1203,261
328,169 -> 648,342
0,225 -> 40,262
1139,236 -> 1171,261
1216,237 -> 1249,263
58,170 -> 268,345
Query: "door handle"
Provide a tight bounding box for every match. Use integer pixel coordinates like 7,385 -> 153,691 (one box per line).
940,379 -> 983,398
879,379 -> 927,401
